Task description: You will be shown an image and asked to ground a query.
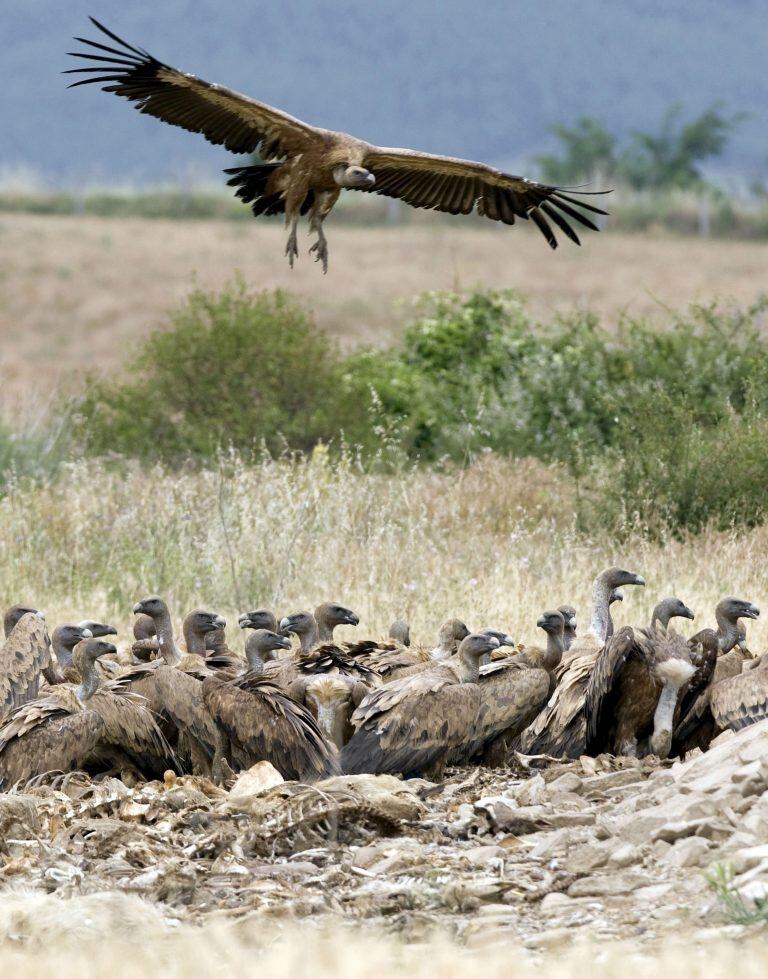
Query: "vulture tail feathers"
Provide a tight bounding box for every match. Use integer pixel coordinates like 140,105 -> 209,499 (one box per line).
225,163 -> 314,218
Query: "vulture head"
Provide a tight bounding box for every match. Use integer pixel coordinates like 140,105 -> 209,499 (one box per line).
4,604 -> 44,639
244,628 -> 291,672
388,619 -> 411,647
132,596 -> 169,620
651,597 -> 695,631
558,604 -> 578,650
52,624 -> 93,665
183,610 -> 227,654
477,627 -> 514,666
717,597 -> 760,624
457,633 -> 500,677
280,610 -> 316,640
78,620 -> 118,638
333,164 -> 376,189
609,590 -> 624,606
314,603 -> 360,633
433,618 -> 471,660
73,637 -> 118,701
715,597 -> 760,653
238,609 -> 279,633
536,609 -> 566,637
603,568 -> 646,589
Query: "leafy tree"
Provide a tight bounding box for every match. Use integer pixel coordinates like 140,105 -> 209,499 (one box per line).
618,103 -> 745,190
535,116 -> 617,185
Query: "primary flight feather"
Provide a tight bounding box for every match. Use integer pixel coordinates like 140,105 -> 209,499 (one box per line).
67,17 -> 608,272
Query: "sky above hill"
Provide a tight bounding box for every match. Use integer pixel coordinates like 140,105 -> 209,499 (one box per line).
4,1 -> 767,186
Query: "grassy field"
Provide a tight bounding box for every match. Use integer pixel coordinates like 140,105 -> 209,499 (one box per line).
1,212 -> 767,417
2,453 -> 765,654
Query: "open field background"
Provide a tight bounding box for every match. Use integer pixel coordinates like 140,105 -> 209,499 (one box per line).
2,454 -> 766,657
1,213 -> 767,415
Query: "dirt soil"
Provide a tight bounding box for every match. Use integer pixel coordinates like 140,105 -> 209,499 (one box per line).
1,213 -> 766,415
3,721 -> 768,949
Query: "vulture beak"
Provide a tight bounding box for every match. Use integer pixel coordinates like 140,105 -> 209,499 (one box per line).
682,606 -> 695,621
568,616 -> 577,629
345,611 -> 360,626
132,602 -> 144,614
101,642 -> 118,657
237,613 -> 250,629
633,575 -> 646,587
276,635 -> 292,650
214,615 -> 227,629
489,636 -> 500,648
500,633 -> 515,647
81,627 -> 93,639
744,604 -> 761,620
536,616 -> 547,629
279,616 -> 293,633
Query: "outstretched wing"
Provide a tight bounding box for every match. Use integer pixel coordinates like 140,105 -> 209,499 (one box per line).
66,18 -> 318,160
359,146 -> 609,248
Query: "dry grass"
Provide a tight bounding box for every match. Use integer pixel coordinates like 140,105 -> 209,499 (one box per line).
0,888 -> 764,977
1,452 -> 765,653
1,212 -> 767,416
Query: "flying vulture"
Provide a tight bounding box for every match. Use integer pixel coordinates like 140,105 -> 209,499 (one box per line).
67,18 -> 608,272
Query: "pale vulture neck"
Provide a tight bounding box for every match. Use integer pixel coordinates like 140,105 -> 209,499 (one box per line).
75,659 -> 100,702
715,610 -> 739,653
454,650 -> 480,684
590,577 -> 615,643
54,636 -> 74,667
543,632 -> 565,671
184,628 -> 207,657
315,615 -> 335,644
298,620 -> 320,654
154,609 -> 182,664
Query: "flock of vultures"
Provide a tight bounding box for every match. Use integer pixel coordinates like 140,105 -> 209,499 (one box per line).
0,567 -> 764,790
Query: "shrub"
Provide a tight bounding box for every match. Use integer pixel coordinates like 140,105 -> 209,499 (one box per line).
75,280 -> 366,463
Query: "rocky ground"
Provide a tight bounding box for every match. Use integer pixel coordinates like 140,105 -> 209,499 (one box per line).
3,722 -> 768,949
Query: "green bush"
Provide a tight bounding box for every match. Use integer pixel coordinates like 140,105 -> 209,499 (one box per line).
75,281 -> 367,462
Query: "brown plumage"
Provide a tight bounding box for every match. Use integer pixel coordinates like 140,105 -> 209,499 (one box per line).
585,603 -> 697,759
50,623 -> 94,684
341,633 -> 499,776
348,618 -> 470,683
67,19 -> 608,273
509,610 -> 567,683
280,604 -> 360,654
268,606 -> 374,688
202,629 -> 338,783
0,607 -> 52,723
122,599 -> 226,774
519,567 -> 645,758
0,639 -> 174,787
288,674 -> 370,749
239,609 -> 283,673
672,597 -> 760,755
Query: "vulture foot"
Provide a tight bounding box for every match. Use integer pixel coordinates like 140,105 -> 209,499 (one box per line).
309,231 -> 329,274
285,229 -> 299,268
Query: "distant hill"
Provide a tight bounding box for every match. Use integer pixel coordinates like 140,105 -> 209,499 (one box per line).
4,0 -> 767,186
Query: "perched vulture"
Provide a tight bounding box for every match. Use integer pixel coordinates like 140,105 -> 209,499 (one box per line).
673,597 -> 761,754
0,639 -> 175,787
0,608 -> 52,723
341,633 -> 500,777
585,597 -> 698,759
518,567 -> 645,758
67,18 -> 608,272
559,605 -> 578,651
202,629 -> 338,783
288,673 -> 370,749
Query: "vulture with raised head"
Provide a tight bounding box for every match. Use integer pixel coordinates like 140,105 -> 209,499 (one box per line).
202,629 -> 338,783
67,18 -> 608,272
585,597 -> 697,759
518,567 -> 645,758
341,633 -> 500,777
0,639 -> 175,787
673,597 -> 761,754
